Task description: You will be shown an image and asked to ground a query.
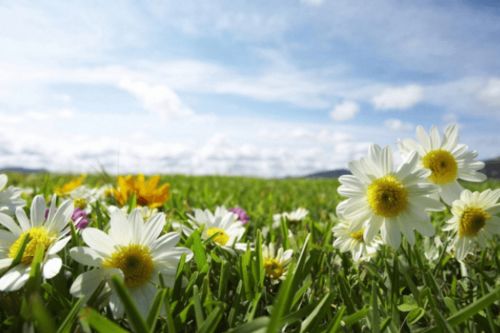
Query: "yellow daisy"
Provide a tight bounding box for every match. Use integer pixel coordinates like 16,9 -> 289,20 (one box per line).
54,175 -> 86,196
113,174 -> 170,208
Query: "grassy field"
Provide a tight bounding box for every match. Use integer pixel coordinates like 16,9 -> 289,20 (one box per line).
1,173 -> 499,332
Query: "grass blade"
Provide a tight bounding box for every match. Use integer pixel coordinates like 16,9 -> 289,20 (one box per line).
110,275 -> 149,333
79,308 -> 128,333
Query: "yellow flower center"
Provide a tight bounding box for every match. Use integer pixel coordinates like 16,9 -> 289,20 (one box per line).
422,149 -> 458,184
367,175 -> 408,218
350,229 -> 364,242
206,227 -> 230,246
74,198 -> 87,209
264,258 -> 284,279
103,244 -> 154,288
459,207 -> 490,237
8,227 -> 55,265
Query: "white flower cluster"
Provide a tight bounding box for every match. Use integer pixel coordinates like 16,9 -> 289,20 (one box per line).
334,124 -> 499,261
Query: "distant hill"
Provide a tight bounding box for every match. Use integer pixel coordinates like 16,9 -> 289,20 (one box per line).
483,157 -> 500,179
304,157 -> 500,179
0,167 -> 48,174
305,169 -> 350,179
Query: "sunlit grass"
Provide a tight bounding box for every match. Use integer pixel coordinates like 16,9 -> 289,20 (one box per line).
0,173 -> 499,332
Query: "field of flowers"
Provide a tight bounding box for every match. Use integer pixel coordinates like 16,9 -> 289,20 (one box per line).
0,125 -> 499,332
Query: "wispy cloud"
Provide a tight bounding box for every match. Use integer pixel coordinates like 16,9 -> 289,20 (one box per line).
373,85 -> 423,111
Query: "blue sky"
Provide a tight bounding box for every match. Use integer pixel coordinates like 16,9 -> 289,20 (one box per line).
0,0 -> 499,176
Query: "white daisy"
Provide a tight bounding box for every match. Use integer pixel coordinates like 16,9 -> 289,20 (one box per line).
444,189 -> 500,260
186,207 -> 246,250
337,144 -> 444,249
272,207 -> 309,228
69,185 -> 100,211
262,243 -> 293,284
0,174 -> 26,215
0,195 -> 73,291
332,219 -> 381,262
285,208 -> 309,221
398,124 -> 486,204
69,208 -> 192,318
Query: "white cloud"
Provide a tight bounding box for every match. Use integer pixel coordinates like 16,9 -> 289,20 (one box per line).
330,101 -> 359,121
372,85 -> 423,110
478,78 -> 500,108
117,79 -> 193,119
384,118 -> 414,132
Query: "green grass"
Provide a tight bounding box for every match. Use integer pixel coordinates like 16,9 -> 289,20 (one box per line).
1,173 -> 499,332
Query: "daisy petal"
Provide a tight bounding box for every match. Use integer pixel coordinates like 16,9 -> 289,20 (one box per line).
0,212 -> 22,235
15,207 -> 31,230
70,269 -> 105,297
440,181 -> 463,205
141,213 -> 166,246
364,216 -> 383,243
0,265 -> 30,291
0,258 -> 13,270
381,221 -> 401,249
43,255 -> 62,279
30,195 -> 46,227
70,246 -> 104,266
82,228 -> 116,256
47,236 -> 71,255
109,210 -> 131,245
455,237 -> 470,261
150,232 -> 180,253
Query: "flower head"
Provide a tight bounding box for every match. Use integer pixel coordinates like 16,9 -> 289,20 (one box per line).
444,189 -> 500,260
187,207 -> 245,250
72,208 -> 90,229
262,243 -> 292,284
229,207 -> 250,224
54,175 -> 86,196
0,174 -> 26,215
399,125 -> 486,204
70,209 -> 192,317
332,219 -> 381,261
113,175 -> 170,208
272,207 -> 309,228
337,144 -> 444,249
0,195 -> 73,291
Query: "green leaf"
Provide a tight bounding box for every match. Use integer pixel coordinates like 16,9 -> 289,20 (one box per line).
110,275 -> 149,333
422,284 -> 500,333
407,308 -> 425,325
9,232 -> 30,267
226,316 -> 269,333
191,231 -> 208,269
198,306 -> 223,333
193,285 -> 205,329
30,293 -> 56,333
300,293 -> 330,333
26,243 -> 46,293
397,303 -> 419,312
370,281 -> 380,333
146,289 -> 167,332
79,307 -> 128,333
343,307 -> 369,327
57,298 -> 85,333
325,306 -> 345,333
